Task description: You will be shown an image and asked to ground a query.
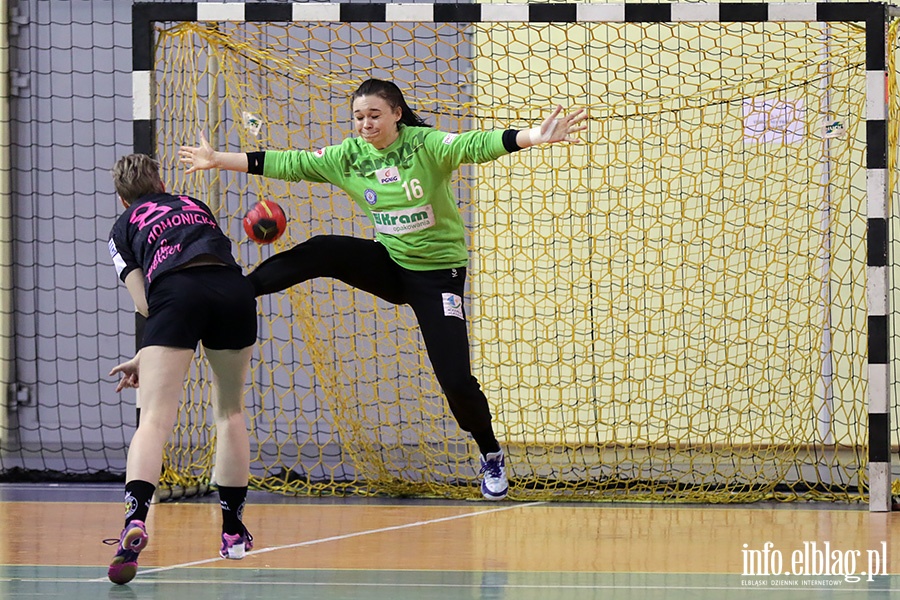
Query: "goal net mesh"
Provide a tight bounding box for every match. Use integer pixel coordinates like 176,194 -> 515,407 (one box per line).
151,17 -> 878,502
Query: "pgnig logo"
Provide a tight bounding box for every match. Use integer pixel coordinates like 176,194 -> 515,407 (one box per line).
742,541 -> 889,583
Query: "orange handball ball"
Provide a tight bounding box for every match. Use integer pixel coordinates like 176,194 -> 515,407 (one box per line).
243,199 -> 287,244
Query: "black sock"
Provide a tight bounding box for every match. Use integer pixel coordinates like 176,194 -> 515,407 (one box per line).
124,480 -> 156,527
218,486 -> 248,535
471,429 -> 501,457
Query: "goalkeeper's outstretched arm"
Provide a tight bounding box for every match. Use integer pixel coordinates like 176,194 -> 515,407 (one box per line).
179,104 -> 588,174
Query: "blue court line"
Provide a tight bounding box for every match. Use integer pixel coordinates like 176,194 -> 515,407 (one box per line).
3,568 -> 898,600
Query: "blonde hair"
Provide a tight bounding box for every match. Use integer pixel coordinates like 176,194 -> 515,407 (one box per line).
111,154 -> 165,205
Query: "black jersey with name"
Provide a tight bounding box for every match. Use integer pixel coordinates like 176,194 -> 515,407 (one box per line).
108,192 -> 239,287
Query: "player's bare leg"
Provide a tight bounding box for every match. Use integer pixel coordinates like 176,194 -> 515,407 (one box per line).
207,346 -> 254,559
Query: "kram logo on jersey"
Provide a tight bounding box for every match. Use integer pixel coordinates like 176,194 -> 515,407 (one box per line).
371,205 -> 434,235
376,166 -> 400,185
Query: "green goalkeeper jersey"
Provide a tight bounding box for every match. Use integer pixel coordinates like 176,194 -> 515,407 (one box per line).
261,126 -> 510,271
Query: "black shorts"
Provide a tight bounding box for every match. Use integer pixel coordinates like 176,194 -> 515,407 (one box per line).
142,266 -> 257,350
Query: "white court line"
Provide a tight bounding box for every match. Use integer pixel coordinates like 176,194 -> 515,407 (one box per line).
87,501 -> 545,582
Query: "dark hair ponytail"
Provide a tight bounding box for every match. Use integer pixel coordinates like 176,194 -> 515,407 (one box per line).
351,79 -> 431,128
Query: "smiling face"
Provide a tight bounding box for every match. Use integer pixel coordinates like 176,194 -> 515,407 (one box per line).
352,94 -> 402,150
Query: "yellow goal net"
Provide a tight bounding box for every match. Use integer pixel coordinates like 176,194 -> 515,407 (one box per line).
143,5 -> 898,502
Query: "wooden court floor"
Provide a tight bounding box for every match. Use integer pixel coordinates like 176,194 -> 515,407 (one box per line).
1,484 -> 900,599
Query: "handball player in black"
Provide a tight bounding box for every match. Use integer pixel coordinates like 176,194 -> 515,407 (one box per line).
105,154 -> 256,584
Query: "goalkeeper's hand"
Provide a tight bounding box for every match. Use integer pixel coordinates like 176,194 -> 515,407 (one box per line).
525,105 -> 588,147
179,131 -> 217,175
180,131 -> 251,174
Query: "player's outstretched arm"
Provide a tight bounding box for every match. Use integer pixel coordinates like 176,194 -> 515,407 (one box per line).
179,131 -> 250,175
516,105 -> 588,149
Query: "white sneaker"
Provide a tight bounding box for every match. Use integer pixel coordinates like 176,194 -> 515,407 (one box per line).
479,450 -> 509,500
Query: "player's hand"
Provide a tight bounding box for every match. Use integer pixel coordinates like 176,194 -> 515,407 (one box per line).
110,355 -> 141,392
178,131 -> 216,175
528,105 -> 588,146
